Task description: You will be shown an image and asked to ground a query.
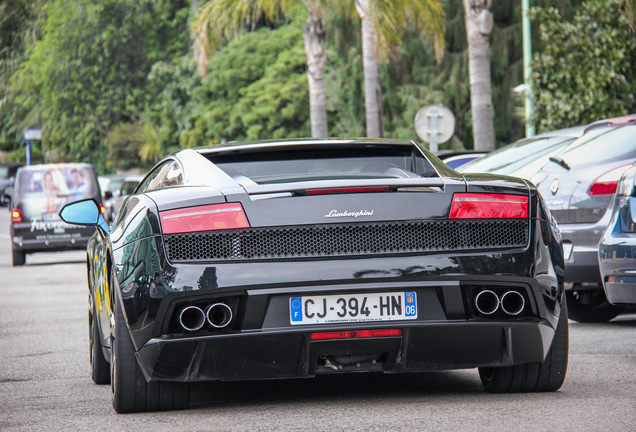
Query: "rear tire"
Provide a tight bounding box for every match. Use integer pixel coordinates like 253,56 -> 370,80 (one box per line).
479,303 -> 569,393
11,247 -> 25,266
90,298 -> 110,385
111,289 -> 189,413
566,288 -> 624,323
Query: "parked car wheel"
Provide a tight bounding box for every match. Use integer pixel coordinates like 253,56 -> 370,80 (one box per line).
111,284 -> 189,413
90,296 -> 110,385
565,288 -> 624,323
479,303 -> 569,393
11,247 -> 25,266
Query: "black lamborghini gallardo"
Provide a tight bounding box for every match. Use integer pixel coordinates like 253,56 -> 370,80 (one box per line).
59,138 -> 568,413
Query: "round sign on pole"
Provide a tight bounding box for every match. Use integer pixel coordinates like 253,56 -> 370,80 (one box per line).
414,104 -> 455,152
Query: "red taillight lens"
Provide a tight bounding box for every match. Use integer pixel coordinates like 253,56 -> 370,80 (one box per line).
11,208 -> 22,224
160,203 -> 250,234
99,204 -> 106,215
449,193 -> 528,219
588,182 -> 618,196
588,165 -> 632,196
305,186 -> 390,195
310,328 -> 402,341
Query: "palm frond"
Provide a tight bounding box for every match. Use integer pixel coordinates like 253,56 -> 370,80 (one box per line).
372,0 -> 445,61
192,0 -> 298,76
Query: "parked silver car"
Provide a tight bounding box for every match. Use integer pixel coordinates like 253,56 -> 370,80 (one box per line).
458,126 -> 585,179
106,175 -> 141,222
531,114 -> 636,322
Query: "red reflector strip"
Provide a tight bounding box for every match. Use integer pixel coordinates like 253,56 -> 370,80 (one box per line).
160,203 -> 250,234
306,186 -> 390,195
310,328 -> 402,341
449,193 -> 528,219
11,208 -> 22,224
588,181 -> 618,196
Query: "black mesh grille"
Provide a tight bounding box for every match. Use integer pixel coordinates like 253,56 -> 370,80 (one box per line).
163,219 -> 529,263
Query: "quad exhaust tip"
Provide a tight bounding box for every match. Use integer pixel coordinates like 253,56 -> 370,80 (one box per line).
205,303 -> 233,328
500,291 -> 525,316
178,306 -> 206,332
474,290 -> 525,316
475,290 -> 499,315
178,303 -> 233,331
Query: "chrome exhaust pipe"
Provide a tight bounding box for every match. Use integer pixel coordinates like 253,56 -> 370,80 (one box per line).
475,290 -> 500,315
205,303 -> 233,328
178,306 -> 206,331
500,291 -> 525,316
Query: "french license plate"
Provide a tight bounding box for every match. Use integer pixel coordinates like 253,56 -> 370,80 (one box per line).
289,291 -> 417,325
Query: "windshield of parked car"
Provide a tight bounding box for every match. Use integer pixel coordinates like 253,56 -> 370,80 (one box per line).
459,135 -> 575,175
552,125 -> 636,166
208,145 -> 438,184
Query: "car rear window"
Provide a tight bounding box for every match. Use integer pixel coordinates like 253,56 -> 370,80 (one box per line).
207,145 -> 438,184
556,125 -> 636,166
14,164 -> 100,220
459,135 -> 575,174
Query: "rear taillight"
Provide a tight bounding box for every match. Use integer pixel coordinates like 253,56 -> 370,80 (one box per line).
159,203 -> 250,234
310,328 -> 402,341
99,204 -> 106,215
589,165 -> 632,196
11,208 -> 22,224
449,193 -> 528,219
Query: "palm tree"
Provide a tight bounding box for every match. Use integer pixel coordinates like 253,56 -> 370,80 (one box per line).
353,0 -> 445,138
193,0 -> 329,137
463,0 -> 495,151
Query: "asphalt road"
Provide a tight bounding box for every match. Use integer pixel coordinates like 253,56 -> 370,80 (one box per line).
0,207 -> 634,431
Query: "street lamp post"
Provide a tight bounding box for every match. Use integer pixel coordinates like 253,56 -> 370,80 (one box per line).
522,0 -> 536,137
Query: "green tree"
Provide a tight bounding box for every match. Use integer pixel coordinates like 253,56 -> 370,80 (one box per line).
353,0 -> 445,138
8,0 -> 190,171
194,0 -> 329,137
0,0 -> 47,151
530,0 -> 636,132
181,24 -> 310,146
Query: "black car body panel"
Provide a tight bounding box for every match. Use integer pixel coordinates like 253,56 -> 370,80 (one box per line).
63,139 -> 567,410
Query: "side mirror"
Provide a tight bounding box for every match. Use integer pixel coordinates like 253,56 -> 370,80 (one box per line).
59,198 -> 100,225
104,191 -> 113,200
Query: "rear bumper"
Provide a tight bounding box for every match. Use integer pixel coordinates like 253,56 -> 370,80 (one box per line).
564,250 -> 602,284
603,282 -> 636,305
11,223 -> 93,252
129,275 -> 564,383
560,222 -> 604,284
136,319 -> 556,382
598,230 -> 636,305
